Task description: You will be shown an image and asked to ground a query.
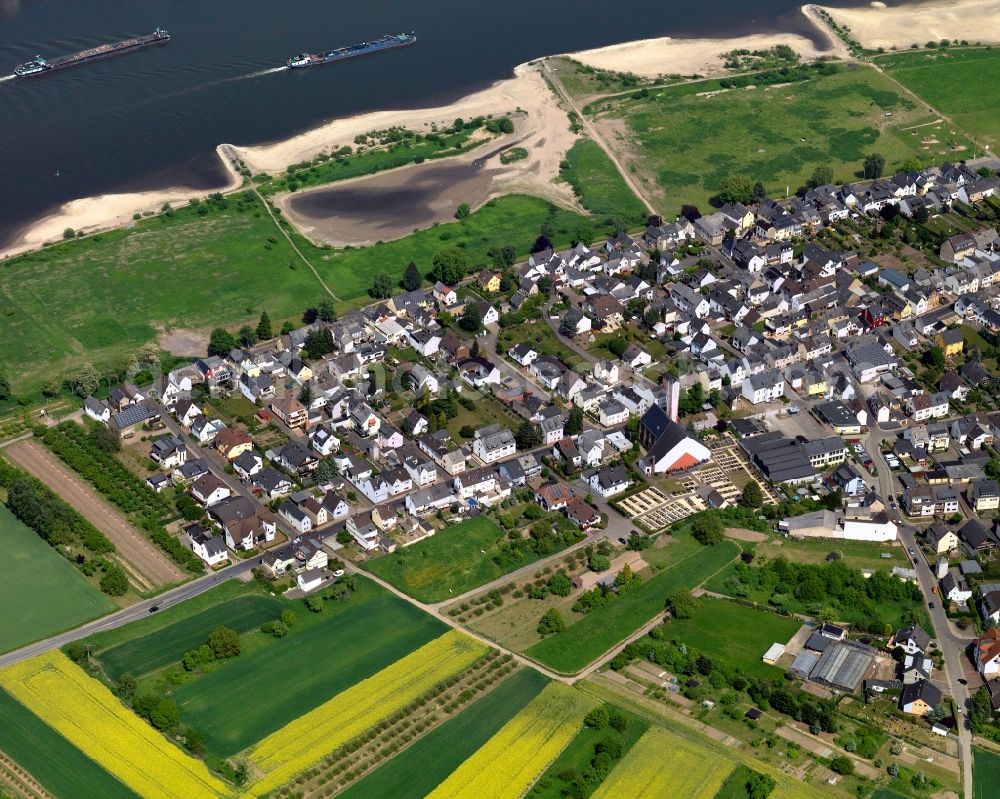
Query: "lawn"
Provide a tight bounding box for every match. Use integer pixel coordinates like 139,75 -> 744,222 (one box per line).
0,192 -> 589,395
559,138 -> 647,223
0,687 -> 139,799
173,579 -> 446,757
338,668 -> 549,799
659,597 -> 801,678
526,541 -> 740,674
365,517 -> 574,603
94,594 -> 286,680
974,747 -> 1000,799
592,63 -> 958,214
753,536 -> 907,572
876,48 -> 1000,149
497,320 -> 585,369
0,193 -> 320,394
0,505 -> 115,655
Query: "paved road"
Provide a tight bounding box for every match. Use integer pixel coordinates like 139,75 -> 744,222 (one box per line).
0,557 -> 257,670
865,428 -> 976,799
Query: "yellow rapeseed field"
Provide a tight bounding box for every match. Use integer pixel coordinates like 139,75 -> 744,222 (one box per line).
591,727 -> 733,799
425,683 -> 596,799
0,651 -> 229,799
246,630 -> 487,797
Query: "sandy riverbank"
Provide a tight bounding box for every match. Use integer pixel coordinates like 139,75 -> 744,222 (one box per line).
5,1 -> 995,259
0,144 -> 243,259
818,0 -> 1000,50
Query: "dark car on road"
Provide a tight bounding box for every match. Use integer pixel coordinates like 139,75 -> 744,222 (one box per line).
148,605 -> 160,613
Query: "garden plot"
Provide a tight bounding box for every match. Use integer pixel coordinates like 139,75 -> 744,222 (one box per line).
617,487 -> 669,518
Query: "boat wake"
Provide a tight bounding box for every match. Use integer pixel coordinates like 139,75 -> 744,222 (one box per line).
0,74 -> 15,83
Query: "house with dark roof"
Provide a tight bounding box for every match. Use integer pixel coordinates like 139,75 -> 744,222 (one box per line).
636,404 -> 711,476
900,679 -> 943,716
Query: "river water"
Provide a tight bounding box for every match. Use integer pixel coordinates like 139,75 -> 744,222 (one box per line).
0,0 -> 876,242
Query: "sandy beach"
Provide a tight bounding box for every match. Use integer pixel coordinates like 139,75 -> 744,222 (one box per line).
1,144 -> 243,258
818,0 -> 1000,50
566,28 -> 846,79
5,0 -> 998,259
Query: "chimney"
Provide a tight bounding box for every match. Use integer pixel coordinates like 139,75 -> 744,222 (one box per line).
666,378 -> 680,423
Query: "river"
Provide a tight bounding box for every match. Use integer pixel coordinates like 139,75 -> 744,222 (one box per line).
0,0 -> 876,243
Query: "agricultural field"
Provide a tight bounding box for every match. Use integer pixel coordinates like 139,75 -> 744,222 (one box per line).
338,668 -> 549,799
94,593 -> 286,680
659,597 -> 801,678
365,516 -> 578,603
753,536 -> 907,572
0,651 -> 229,799
0,505 -> 115,655
559,138 -> 648,223
247,630 -> 487,796
174,581 -> 446,757
590,727 -> 732,799
589,63 -> 961,214
875,48 -> 1000,149
425,683 -> 596,799
973,747 -> 1000,799
526,540 -> 740,673
0,686 -> 139,799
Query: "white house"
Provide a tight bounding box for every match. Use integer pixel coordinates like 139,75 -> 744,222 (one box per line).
598,399 -> 629,427
191,474 -> 231,507
508,343 -> 539,367
473,424 -> 516,463
975,629 -> 1000,678
741,370 -> 785,404
589,464 -> 632,498
297,568 -> 326,594
279,502 -> 313,535
185,524 -> 228,567
309,426 -> 340,457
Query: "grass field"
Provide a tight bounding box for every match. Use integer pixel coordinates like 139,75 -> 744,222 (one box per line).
0,505 -> 115,655
590,727 -> 733,799
659,597 -> 800,678
0,687 -> 140,799
592,63 -> 960,213
0,651 -> 228,799
0,193 -> 318,393
753,536 -> 907,572
298,193 -> 589,306
365,516 -> 564,603
526,541 -> 740,674
973,747 -> 1000,799
173,580 -> 446,757
0,192 -> 588,394
559,138 -> 647,222
876,48 -> 1000,149
334,668 -> 549,799
95,594 -> 285,680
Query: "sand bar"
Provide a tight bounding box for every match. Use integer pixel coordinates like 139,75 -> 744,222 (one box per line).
818,0 -> 1000,50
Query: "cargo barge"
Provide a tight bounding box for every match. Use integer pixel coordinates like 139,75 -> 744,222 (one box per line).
287,32 -> 415,69
13,28 -> 170,77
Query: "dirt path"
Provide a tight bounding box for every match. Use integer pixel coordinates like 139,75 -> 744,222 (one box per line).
4,441 -> 185,587
541,59 -> 657,216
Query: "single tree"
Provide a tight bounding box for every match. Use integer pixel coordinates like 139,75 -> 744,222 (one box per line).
808,166 -> 833,188
565,405 -> 584,436
208,327 -> 236,357
532,234 -> 552,253
680,204 -> 701,222
741,481 -> 764,508
537,608 -> 565,636
455,202 -> 470,219
318,300 -> 337,322
515,421 -> 543,450
184,728 -> 206,756
403,261 -> 422,291
207,627 -> 241,659
238,326 -> 257,348
74,363 -> 101,398
372,271 -> 393,299
0,373 -> 11,401
746,773 -> 776,799
863,152 -> 886,180
691,513 -> 724,545
459,302 -> 483,333
281,321 -> 295,335
829,756 -> 854,776
752,181 -> 767,201
666,589 -> 697,619
717,174 -> 755,205
589,554 -> 612,572
923,345 -> 945,368
431,247 -> 467,285
100,564 -> 129,596
256,311 -> 273,341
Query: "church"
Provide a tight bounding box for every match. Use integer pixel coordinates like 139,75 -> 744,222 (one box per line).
637,403 -> 711,475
